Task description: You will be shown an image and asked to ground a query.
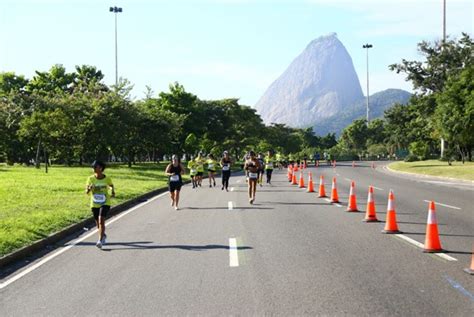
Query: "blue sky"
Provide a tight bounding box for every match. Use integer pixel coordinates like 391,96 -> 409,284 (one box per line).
0,0 -> 472,106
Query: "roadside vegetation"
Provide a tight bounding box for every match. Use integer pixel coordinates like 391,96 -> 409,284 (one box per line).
388,160 -> 474,181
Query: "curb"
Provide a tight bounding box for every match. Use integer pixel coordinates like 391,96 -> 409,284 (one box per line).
0,185 -> 173,269
384,164 -> 474,184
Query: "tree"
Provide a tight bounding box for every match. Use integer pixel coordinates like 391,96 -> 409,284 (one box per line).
435,65 -> 474,162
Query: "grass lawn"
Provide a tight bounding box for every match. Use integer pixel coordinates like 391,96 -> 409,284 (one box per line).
0,163 -> 189,257
388,160 -> 474,181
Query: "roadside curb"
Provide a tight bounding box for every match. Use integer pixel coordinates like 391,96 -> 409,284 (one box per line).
0,185 -> 174,269
384,164 -> 474,185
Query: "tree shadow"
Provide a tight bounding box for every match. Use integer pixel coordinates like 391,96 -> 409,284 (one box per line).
76,241 -> 253,251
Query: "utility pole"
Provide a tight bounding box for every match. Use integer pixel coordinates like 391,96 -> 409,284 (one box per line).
362,43 -> 373,126
440,0 -> 446,158
109,6 -> 123,86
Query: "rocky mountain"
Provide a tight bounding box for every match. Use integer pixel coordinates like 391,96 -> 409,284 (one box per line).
313,89 -> 412,135
254,33 -> 411,135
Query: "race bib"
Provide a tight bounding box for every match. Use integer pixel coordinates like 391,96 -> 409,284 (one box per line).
266,163 -> 273,168
93,194 -> 106,204
170,175 -> 180,182
208,163 -> 214,169
190,169 -> 197,174
248,172 -> 258,179
222,165 -> 230,171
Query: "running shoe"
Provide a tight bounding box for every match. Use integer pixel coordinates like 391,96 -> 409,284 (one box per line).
221,186 -> 224,190
213,181 -> 216,187
209,184 -> 212,188
96,240 -> 102,249
175,206 -> 179,210
101,234 -> 107,245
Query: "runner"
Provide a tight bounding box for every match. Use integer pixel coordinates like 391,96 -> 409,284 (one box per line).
194,152 -> 205,187
220,151 -> 233,191
86,160 -> 115,249
257,153 -> 265,187
187,158 -> 198,188
244,151 -> 261,204
165,155 -> 185,210
207,153 -> 217,187
265,150 -> 277,184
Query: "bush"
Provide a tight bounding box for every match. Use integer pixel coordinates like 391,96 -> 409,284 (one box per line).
404,154 -> 419,162
409,141 -> 429,160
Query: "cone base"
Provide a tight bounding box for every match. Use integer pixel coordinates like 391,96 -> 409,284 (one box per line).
363,218 -> 380,222
381,229 -> 402,234
423,248 -> 444,253
299,186 -> 305,188
331,200 -> 340,203
307,190 -> 315,193
318,195 -> 327,198
463,268 -> 474,275
346,209 -> 359,212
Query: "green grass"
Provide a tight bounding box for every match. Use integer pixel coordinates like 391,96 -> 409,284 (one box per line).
0,163 -> 191,257
388,160 -> 474,181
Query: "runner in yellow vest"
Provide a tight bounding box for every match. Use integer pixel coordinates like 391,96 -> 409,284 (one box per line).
194,152 -> 205,187
265,150 -> 278,184
86,160 -> 115,249
207,153 -> 218,187
187,159 -> 198,189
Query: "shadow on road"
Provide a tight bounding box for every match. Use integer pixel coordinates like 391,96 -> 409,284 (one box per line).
75,241 -> 253,252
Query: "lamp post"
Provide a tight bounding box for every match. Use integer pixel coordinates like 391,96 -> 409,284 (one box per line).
362,43 -> 373,126
109,6 -> 123,86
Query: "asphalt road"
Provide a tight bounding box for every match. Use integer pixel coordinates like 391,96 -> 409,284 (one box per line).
1,162 -> 473,316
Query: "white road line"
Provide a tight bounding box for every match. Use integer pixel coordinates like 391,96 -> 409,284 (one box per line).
229,238 -> 239,267
394,234 -> 457,262
230,187 -> 234,192
324,198 -> 331,203
228,201 -> 234,210
373,186 -> 384,191
336,173 -> 340,176
0,192 -> 168,290
344,178 -> 352,182
335,203 -> 343,208
423,200 -> 461,210
236,179 -> 241,183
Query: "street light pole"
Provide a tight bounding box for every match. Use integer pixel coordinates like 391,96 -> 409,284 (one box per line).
109,6 -> 123,87
362,43 -> 373,126
440,0 -> 446,158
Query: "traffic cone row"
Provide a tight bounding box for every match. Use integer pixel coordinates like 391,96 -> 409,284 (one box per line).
292,165 -> 465,270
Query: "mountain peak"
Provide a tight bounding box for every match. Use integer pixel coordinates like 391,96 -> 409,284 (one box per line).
255,34 -> 363,127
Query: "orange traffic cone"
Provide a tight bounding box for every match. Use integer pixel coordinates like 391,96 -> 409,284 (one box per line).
423,201 -> 443,253
307,172 -> 315,193
299,170 -> 305,188
382,190 -> 401,234
287,166 -> 292,181
363,186 -> 379,222
293,163 -> 298,172
318,175 -> 327,198
291,172 -> 297,185
464,244 -> 474,275
330,177 -> 340,203
346,181 -> 359,212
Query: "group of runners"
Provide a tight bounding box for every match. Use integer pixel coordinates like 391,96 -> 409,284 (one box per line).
85,150 -> 280,249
